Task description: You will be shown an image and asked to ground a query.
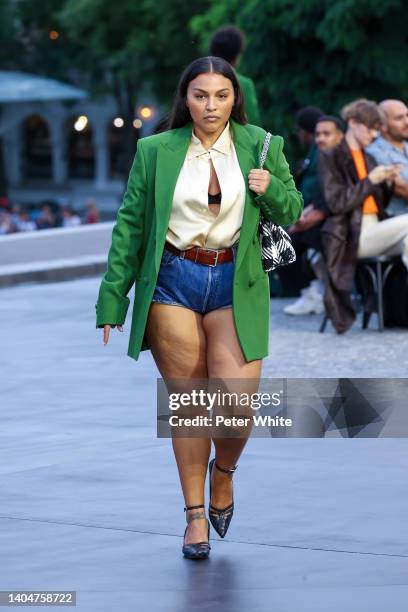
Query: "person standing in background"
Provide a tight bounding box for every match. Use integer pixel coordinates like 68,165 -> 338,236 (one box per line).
210,25 -> 261,126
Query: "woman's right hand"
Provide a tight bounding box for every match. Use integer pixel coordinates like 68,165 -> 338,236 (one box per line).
368,164 -> 402,184
103,324 -> 123,345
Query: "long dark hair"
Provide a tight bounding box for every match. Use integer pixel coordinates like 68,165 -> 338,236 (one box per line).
168,56 -> 247,130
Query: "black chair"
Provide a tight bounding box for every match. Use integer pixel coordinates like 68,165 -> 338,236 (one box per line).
319,255 -> 400,333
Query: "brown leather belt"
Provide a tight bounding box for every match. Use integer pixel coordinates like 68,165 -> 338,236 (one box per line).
164,241 -> 235,266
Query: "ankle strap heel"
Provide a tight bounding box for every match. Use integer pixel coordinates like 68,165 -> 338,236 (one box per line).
184,504 -> 205,511
215,462 -> 238,475
182,504 -> 211,560
208,458 -> 237,539
184,504 -> 206,523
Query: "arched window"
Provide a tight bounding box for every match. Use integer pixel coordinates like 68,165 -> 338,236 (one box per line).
22,115 -> 52,179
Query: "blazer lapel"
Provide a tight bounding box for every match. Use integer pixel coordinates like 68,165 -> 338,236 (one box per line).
154,124 -> 191,270
153,119 -> 259,273
230,120 -> 259,272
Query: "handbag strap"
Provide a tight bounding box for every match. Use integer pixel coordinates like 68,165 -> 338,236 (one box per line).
259,132 -> 272,169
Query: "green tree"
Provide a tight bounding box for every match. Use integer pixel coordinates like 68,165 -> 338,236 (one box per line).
11,0 -> 83,80
59,0 -> 208,172
0,0 -> 18,67
2,0 -> 208,176
192,0 -> 408,155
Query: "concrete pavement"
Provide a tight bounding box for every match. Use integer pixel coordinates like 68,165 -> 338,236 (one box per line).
0,277 -> 407,611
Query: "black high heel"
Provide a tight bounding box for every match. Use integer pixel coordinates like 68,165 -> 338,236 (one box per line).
182,504 -> 211,560
208,458 -> 237,538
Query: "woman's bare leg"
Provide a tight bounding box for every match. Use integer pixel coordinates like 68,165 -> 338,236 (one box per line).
202,307 -> 262,510
145,303 -> 210,544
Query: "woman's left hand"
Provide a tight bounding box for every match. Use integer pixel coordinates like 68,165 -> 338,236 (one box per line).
248,169 -> 271,195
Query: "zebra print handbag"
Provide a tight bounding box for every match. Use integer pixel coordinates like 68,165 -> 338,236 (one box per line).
258,132 -> 296,272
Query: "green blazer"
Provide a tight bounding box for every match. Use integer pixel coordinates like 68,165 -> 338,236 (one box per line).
95,119 -> 303,362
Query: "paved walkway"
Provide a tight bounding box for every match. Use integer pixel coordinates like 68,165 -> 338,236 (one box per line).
1,278 -> 407,611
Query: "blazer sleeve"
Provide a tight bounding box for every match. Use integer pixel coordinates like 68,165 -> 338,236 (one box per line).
318,149 -> 377,215
254,135 -> 304,226
95,140 -> 147,328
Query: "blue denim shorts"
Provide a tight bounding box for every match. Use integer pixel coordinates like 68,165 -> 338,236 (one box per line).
151,244 -> 238,314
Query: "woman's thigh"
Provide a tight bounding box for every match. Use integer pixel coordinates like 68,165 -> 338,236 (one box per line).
358,214 -> 408,258
202,307 -> 261,429
202,307 -> 262,380
146,302 -> 208,380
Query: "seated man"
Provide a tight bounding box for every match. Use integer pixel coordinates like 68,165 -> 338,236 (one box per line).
366,99 -> 408,216
319,98 -> 408,334
280,114 -> 345,315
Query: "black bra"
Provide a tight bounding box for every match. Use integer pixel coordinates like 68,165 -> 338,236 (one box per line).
208,192 -> 221,204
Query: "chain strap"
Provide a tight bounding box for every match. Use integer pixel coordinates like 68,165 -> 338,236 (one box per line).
259,132 -> 272,169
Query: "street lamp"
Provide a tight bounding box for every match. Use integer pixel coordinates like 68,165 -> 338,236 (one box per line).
140,106 -> 153,119
74,115 -> 88,131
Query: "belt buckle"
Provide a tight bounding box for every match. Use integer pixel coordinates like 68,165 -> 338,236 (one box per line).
196,247 -> 219,268
202,247 -> 222,267
210,251 -> 219,267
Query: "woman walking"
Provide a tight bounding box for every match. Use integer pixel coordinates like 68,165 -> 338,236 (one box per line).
95,56 -> 303,559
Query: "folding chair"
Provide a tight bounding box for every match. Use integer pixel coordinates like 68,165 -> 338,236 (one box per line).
319,255 -> 400,333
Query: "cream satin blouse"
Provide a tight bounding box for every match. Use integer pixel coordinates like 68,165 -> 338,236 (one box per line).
165,121 -> 246,250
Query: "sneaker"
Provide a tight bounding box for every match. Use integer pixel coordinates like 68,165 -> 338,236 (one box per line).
309,279 -> 324,298
284,288 -> 324,316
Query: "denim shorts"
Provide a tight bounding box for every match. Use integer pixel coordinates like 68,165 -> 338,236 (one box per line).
151,244 -> 239,314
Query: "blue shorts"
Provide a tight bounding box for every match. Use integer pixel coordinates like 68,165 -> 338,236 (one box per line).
151,244 -> 238,314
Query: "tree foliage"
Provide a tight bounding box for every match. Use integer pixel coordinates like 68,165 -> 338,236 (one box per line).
58,0 -> 207,103
2,0 -> 408,158
0,0 -> 18,66
192,0 -> 408,143
9,0 -> 84,82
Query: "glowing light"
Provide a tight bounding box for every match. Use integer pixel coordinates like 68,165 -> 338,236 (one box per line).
133,119 -> 142,129
140,106 -> 153,119
49,31 -> 59,40
74,115 -> 88,132
113,117 -> 124,128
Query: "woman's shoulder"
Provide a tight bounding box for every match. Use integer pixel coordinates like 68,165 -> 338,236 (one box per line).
137,130 -> 172,149
240,122 -> 284,148
243,122 -> 267,138
137,125 -> 191,152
